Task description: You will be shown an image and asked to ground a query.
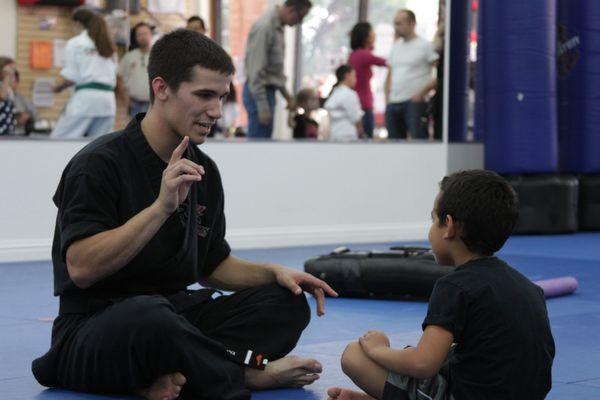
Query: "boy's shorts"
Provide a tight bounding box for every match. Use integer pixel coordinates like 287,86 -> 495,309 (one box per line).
382,347 -> 455,400
382,371 -> 454,400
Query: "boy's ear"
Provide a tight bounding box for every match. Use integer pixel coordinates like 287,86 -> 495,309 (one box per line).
443,214 -> 457,240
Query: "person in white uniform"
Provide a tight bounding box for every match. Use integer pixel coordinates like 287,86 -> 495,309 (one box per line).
51,8 -> 117,139
324,65 -> 364,141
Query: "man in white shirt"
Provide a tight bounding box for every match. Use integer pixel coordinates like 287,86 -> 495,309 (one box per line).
384,9 -> 439,139
118,22 -> 153,118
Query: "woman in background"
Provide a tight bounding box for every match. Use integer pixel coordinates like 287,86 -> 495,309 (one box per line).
51,8 -> 117,139
348,22 -> 387,138
0,57 -> 17,136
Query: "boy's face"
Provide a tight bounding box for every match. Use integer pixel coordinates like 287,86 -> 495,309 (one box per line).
428,191 -> 454,266
161,66 -> 231,145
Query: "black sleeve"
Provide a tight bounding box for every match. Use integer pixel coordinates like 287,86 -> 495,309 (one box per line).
56,158 -> 120,261
201,168 -> 231,277
422,279 -> 468,341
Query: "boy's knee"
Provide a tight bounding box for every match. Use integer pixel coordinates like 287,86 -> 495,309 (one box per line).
341,341 -> 362,376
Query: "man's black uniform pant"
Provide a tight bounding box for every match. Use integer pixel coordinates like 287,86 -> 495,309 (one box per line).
32,284 -> 311,400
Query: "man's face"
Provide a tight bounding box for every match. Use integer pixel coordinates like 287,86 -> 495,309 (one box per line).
394,12 -> 415,38
163,66 -> 232,145
282,6 -> 310,26
187,20 -> 206,35
135,25 -> 153,49
428,192 -> 454,266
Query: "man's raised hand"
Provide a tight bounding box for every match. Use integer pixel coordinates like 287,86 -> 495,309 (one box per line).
156,136 -> 204,215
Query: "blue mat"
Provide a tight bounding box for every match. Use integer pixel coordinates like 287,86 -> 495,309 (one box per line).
1,234 -> 599,399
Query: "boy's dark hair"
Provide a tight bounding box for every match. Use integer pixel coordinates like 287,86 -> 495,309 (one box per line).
350,22 -> 372,50
187,15 -> 206,29
436,170 -> 519,256
147,29 -> 234,103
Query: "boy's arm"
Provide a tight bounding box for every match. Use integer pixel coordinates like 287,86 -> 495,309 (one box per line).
361,325 -> 454,379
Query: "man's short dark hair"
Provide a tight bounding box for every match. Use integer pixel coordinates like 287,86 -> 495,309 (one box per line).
400,9 -> 417,24
436,170 -> 519,256
284,0 -> 312,11
350,22 -> 372,50
147,29 -> 234,103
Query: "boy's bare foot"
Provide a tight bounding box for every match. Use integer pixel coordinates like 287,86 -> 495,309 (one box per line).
327,387 -> 375,400
137,372 -> 187,400
245,355 -> 322,389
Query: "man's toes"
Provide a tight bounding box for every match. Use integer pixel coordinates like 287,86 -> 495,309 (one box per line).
171,372 -> 186,386
294,357 -> 322,373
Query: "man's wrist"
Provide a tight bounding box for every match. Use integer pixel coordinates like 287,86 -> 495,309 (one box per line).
149,201 -> 172,221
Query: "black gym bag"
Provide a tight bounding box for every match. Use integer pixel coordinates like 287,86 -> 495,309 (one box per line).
304,246 -> 455,299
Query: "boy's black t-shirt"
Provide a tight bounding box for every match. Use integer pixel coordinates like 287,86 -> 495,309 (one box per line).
51,116 -> 231,301
423,257 -> 555,400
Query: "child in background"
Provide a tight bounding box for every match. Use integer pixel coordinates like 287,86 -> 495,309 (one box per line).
324,65 -> 363,141
0,57 -> 17,136
291,88 -> 320,139
328,170 -> 555,400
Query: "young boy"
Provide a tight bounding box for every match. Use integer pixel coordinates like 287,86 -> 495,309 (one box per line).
328,170 -> 555,400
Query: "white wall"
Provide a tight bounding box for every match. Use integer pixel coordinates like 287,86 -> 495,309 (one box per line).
0,139 -> 487,262
0,0 -> 17,58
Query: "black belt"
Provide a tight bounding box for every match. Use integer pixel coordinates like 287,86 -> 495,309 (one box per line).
59,289 -> 217,315
59,296 -> 114,314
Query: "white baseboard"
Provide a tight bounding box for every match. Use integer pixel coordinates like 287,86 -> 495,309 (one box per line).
0,239 -> 52,263
0,222 -> 428,263
227,222 -> 429,249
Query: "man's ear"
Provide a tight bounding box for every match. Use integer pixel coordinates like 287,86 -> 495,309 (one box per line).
443,214 -> 457,240
151,77 -> 169,102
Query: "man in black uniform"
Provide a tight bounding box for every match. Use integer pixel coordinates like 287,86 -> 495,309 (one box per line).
32,29 -> 337,400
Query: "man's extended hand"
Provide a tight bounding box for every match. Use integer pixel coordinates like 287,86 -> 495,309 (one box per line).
273,265 -> 338,316
155,136 -> 204,215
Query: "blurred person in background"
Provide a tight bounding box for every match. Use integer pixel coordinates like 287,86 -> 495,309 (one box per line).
186,15 -> 207,35
324,64 -> 364,141
50,8 -> 117,139
348,22 -> 387,139
118,22 -> 153,118
290,88 -> 319,139
384,9 -> 439,140
243,0 -> 312,138
0,57 -> 17,136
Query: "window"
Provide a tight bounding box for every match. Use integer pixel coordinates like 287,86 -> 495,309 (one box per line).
297,0 -> 360,99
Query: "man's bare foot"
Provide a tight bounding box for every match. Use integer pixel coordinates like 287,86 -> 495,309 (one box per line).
327,387 -> 375,400
137,372 -> 187,400
245,355 -> 322,389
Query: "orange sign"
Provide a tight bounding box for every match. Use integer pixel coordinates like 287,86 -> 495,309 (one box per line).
30,40 -> 53,69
